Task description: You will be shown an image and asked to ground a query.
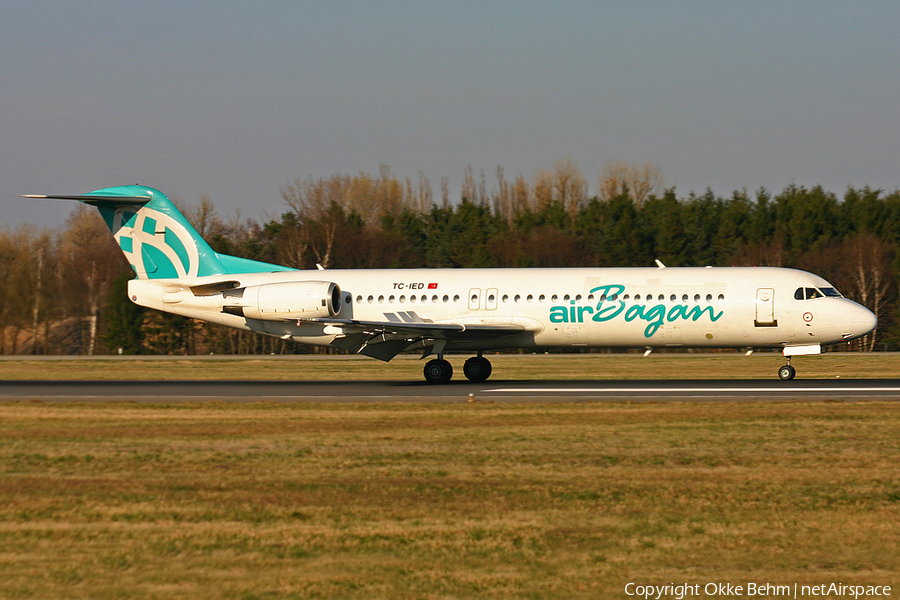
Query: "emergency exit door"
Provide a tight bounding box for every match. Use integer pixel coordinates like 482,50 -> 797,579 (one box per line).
754,288 -> 777,327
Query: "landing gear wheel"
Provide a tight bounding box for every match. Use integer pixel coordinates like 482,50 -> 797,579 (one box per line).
463,356 -> 493,382
778,364 -> 796,381
424,359 -> 453,384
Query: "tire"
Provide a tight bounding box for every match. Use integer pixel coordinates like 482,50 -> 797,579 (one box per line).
463,357 -> 492,382
424,359 -> 453,384
778,365 -> 796,381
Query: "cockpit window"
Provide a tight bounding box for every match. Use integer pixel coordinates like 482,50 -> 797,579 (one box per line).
796,287 -> 837,300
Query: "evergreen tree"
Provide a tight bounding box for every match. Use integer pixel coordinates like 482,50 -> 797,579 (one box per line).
102,273 -> 145,354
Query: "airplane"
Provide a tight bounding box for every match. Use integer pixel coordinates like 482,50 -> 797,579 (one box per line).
23,185 -> 877,383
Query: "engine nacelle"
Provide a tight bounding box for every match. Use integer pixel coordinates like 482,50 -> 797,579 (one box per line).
222,281 -> 341,320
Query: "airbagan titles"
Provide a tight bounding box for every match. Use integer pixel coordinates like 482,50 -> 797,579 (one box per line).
549,284 -> 724,338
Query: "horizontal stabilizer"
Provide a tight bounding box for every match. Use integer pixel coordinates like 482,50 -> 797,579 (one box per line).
23,185 -> 294,280
21,194 -> 151,206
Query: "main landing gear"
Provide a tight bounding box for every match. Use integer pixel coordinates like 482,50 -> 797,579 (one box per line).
778,358 -> 796,381
423,353 -> 493,384
423,358 -> 453,384
463,355 -> 492,382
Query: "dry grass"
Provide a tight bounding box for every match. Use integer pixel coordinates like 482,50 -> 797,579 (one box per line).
2,352 -> 900,381
1,401 -> 899,598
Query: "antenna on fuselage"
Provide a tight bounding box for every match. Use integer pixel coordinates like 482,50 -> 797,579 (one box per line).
654,259 -> 666,269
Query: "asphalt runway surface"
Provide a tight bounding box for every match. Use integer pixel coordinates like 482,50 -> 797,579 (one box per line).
4,379 -> 900,403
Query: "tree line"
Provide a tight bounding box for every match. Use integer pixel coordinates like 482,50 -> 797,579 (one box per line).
2,161 -> 898,355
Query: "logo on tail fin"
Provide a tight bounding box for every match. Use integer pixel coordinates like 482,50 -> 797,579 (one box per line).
24,185 -> 294,280
113,206 -> 201,278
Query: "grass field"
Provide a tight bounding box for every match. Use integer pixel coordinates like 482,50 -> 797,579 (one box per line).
2,352 -> 900,381
1,399 -> 899,599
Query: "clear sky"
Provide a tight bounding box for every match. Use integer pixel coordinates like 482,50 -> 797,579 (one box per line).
2,1 -> 898,228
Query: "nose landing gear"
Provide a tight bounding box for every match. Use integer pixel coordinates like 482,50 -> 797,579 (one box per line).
778,357 -> 796,381
778,364 -> 796,380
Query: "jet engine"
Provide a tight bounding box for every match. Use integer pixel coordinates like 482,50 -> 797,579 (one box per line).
221,280 -> 341,320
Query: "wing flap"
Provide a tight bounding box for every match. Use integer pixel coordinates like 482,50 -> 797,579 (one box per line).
313,318 -> 527,339
317,318 -> 533,362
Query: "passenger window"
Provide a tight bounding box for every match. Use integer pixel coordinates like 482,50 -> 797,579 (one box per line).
563,294 -> 570,301
453,295 -> 460,302
378,295 -> 385,303
527,294 -> 534,302
389,295 -> 395,303
409,295 -> 416,303
539,294 -> 546,302
551,294 -> 558,302
658,294 -> 665,301
399,295 -> 405,303
794,288 -> 804,300
514,294 -> 521,303
682,294 -> 688,302
706,294 -> 712,302
575,294 -> 582,301
635,294 -> 642,301
718,294 -> 724,301
442,295 -> 449,303
694,294 -> 700,302
368,295 -> 374,303
356,295 -> 362,303
502,294 -> 508,303
623,294 -> 630,301
670,294 -> 676,301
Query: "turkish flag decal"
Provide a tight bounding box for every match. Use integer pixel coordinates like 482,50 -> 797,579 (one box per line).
428,283 -> 438,289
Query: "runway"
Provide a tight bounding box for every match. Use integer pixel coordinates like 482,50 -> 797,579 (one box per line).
4,379 -> 900,402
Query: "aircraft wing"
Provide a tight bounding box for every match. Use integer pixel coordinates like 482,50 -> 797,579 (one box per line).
309,317 -> 531,361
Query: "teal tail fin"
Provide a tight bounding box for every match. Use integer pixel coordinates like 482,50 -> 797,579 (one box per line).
23,185 -> 293,280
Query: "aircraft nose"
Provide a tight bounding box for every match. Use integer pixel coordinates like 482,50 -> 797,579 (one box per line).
850,304 -> 877,338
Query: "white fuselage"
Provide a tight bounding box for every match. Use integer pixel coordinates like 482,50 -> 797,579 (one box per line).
129,266 -> 877,355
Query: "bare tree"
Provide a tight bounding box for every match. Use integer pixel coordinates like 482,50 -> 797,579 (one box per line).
493,166 -> 512,223
440,176 -> 450,209
57,205 -> 128,354
511,174 -> 531,217
461,165 -> 477,203
843,233 -> 894,351
598,161 -> 664,207
533,169 -> 555,210
280,177 -> 342,269
184,195 -> 217,238
553,157 -> 588,219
